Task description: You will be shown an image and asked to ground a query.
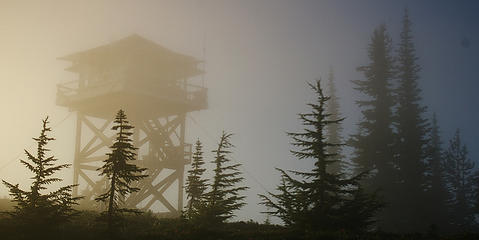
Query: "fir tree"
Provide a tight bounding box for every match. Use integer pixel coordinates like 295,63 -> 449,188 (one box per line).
2,117 -> 81,230
349,24 -> 397,230
203,132 -> 248,224
260,169 -> 307,227
184,139 -> 208,220
424,113 -> 450,231
261,80 -> 383,233
325,66 -> 345,174
443,129 -> 475,231
350,24 -> 395,180
474,167 -> 479,224
393,9 -> 430,232
95,109 -> 147,231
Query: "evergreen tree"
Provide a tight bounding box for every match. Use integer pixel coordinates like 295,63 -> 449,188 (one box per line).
349,24 -> 397,230
260,80 -> 383,233
474,167 -> 479,224
350,24 -> 395,181
393,9 -> 430,232
443,129 -> 475,231
203,132 -> 247,224
2,117 -> 81,230
184,139 -> 208,220
95,109 -> 147,231
260,169 -> 308,227
424,113 -> 450,231
325,67 -> 345,174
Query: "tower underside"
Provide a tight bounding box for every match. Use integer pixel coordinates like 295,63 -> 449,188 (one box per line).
72,111 -> 191,215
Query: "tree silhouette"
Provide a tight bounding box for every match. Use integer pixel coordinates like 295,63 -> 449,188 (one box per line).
424,113 -> 450,232
260,169 -> 307,227
95,109 -> 147,232
474,168 -> 479,226
203,132 -> 248,224
2,117 -> 81,231
443,129 -> 475,231
184,139 -> 208,220
260,80 -> 383,233
325,67 -> 345,174
349,24 -> 397,230
392,9 -> 431,232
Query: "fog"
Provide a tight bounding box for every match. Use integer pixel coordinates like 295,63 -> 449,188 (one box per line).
0,0 -> 478,224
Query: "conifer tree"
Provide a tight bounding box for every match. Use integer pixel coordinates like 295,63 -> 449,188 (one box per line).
203,132 -> 247,224
260,80 -> 383,233
260,169 -> 307,227
443,129 -> 475,231
96,109 -> 147,231
350,24 -> 395,180
424,113 -> 450,231
325,67 -> 345,174
349,24 -> 397,230
184,139 -> 208,219
2,117 -> 81,230
474,167 -> 479,223
393,9 -> 430,232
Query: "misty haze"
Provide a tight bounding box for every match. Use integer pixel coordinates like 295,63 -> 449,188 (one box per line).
0,1 -> 478,239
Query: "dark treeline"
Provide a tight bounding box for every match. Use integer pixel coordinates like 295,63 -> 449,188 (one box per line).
1,8 -> 479,240
260,8 -> 479,237
348,9 -> 479,234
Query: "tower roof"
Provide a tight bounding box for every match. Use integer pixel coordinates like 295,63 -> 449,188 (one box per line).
60,34 -> 200,64
59,34 -> 203,77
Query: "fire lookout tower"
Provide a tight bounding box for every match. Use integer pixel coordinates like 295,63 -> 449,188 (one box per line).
56,34 -> 207,215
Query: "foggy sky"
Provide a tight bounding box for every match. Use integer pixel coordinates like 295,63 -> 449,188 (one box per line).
0,0 -> 478,223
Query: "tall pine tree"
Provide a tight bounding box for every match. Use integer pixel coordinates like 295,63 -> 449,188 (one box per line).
424,113 -> 450,231
349,24 -> 397,230
2,117 -> 81,231
393,9 -> 430,232
203,132 -> 247,224
325,67 -> 345,174
474,164 -> 479,226
261,80 -> 383,234
184,139 -> 208,220
96,110 -> 147,231
443,129 -> 475,231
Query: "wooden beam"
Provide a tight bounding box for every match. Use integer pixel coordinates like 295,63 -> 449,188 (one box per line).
148,191 -> 176,212
178,114 -> 186,211
139,125 -> 168,160
138,135 -> 149,148
152,117 -> 182,142
80,118 -> 112,156
125,170 -> 160,206
82,116 -> 113,148
81,155 -> 106,163
145,119 -> 174,146
131,170 -> 174,203
128,169 -> 177,209
79,164 -> 100,171
141,174 -> 178,212
73,112 -> 83,197
79,170 -> 96,188
81,135 -> 115,158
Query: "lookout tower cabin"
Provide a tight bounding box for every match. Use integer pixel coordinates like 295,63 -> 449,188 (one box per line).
56,34 -> 207,215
